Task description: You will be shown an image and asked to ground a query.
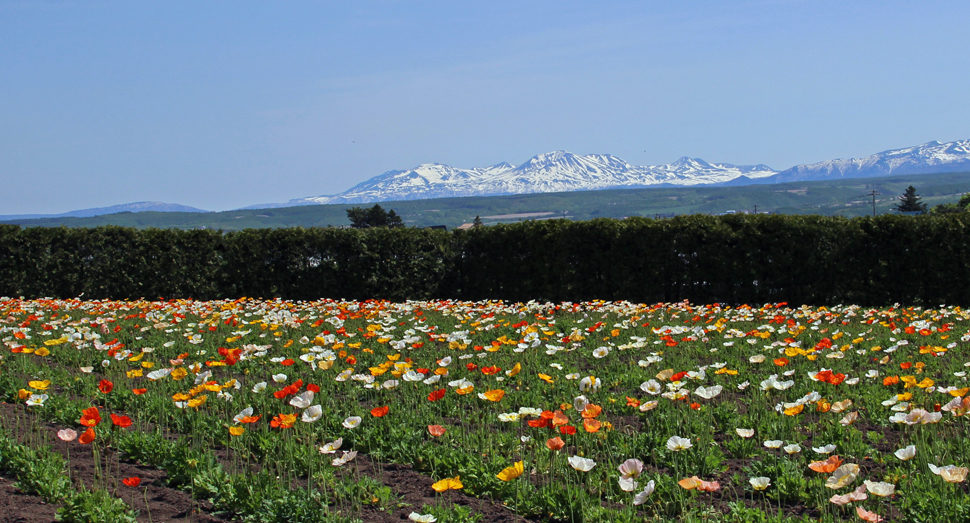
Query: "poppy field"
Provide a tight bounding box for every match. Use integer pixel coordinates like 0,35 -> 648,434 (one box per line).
1,297 -> 969,522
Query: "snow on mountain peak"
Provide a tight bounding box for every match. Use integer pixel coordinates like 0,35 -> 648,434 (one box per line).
283,139 -> 970,207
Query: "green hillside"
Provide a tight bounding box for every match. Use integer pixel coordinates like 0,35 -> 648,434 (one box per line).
4,171 -> 969,230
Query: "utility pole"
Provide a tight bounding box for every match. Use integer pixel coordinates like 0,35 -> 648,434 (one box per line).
857,190 -> 880,217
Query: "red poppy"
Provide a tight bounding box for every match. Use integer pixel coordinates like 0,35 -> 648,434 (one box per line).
98,380 -> 113,394
121,477 -> 141,487
110,414 -> 132,428
466,363 -> 478,371
690,402 -> 701,410
280,359 -> 295,366
671,371 -> 688,382
481,366 -> 501,376
307,384 -> 320,393
416,368 -> 430,374
78,427 -> 96,444
132,388 -> 148,395
79,407 -> 101,427
346,356 -> 356,364
427,389 -> 446,402
900,362 -> 913,370
371,406 -> 389,417
559,425 -> 577,435
528,418 -> 549,428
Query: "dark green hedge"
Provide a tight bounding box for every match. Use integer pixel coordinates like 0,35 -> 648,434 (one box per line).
1,214 -> 968,305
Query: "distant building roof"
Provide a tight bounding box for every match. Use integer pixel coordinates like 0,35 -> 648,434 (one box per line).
456,223 -> 475,230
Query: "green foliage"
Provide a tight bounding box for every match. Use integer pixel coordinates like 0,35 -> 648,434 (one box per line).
346,204 -> 404,229
4,212 -> 970,305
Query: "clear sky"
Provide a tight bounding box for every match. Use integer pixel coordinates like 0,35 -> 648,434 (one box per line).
2,0 -> 969,214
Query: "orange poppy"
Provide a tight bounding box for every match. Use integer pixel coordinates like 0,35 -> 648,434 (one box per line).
773,358 -> 789,367
371,406 -> 389,417
428,425 -> 446,437
110,414 -> 132,428
270,413 -> 297,429
481,366 -> 501,376
883,375 -> 900,386
79,407 -> 101,427
528,418 -> 549,428
580,404 -> 602,419
551,411 -> 569,427
626,397 -> 641,407
78,427 -> 96,444
582,419 -> 602,432
132,388 -> 147,395
546,437 -> 565,451
808,455 -> 843,473
559,425 -> 577,435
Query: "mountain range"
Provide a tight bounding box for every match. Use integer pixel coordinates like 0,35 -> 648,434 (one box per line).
247,139 -> 970,208
4,140 -> 970,219
0,201 -> 209,222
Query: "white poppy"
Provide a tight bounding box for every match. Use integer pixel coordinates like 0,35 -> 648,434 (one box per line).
640,380 -> 662,395
894,445 -> 916,461
666,436 -> 692,452
301,405 -> 323,423
632,480 -> 655,505
342,416 -> 362,429
319,438 -> 343,454
568,455 -> 596,472
289,390 -> 315,409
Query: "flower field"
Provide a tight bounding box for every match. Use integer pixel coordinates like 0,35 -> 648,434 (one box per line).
1,297 -> 969,522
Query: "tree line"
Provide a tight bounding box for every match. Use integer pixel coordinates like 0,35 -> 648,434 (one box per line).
2,212 -> 969,305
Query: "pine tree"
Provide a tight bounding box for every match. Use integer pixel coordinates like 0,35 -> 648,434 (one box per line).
895,185 -> 927,214
473,215 -> 483,228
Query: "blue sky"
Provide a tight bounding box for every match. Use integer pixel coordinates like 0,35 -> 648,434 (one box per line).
2,1 -> 969,213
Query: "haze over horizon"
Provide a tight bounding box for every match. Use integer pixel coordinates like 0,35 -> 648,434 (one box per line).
2,1 -> 969,214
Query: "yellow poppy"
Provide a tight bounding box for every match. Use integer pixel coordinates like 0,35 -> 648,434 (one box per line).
28,380 -> 50,391
482,389 -> 505,402
229,426 -> 245,436
538,373 -> 555,384
171,368 -> 189,381
497,461 -> 524,481
431,476 -> 463,492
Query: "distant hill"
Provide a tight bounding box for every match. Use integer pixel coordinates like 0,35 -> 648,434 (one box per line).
3,170 -> 968,231
0,201 -> 210,221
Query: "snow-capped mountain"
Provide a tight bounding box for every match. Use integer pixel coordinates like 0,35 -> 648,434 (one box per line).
269,151 -> 777,207
768,140 -> 970,183
242,139 -> 970,209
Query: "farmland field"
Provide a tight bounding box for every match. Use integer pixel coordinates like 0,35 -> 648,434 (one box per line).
1,297 -> 968,522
